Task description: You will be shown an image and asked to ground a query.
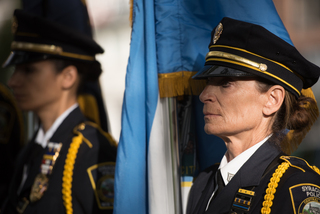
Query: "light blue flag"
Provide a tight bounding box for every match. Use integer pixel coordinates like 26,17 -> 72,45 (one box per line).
114,0 -> 293,213
113,0 -> 158,213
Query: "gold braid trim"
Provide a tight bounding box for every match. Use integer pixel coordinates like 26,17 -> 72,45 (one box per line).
281,156 -> 320,175
261,162 -> 290,214
61,122 -> 115,213
158,71 -> 206,98
85,121 -> 118,147
313,166 -> 320,175
62,133 -> 83,214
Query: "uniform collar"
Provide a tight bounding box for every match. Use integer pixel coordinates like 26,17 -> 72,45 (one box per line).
35,103 -> 78,148
219,135 -> 271,185
206,138 -> 283,213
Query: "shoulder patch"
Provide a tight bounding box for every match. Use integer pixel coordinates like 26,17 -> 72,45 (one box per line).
289,183 -> 320,214
87,162 -> 115,210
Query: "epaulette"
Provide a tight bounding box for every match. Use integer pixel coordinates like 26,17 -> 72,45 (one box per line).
261,156 -> 320,214
280,156 -> 320,175
62,121 -> 117,214
73,121 -> 117,148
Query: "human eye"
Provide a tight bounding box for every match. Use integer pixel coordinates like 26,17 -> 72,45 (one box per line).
21,64 -> 39,74
206,78 -> 215,85
220,78 -> 233,88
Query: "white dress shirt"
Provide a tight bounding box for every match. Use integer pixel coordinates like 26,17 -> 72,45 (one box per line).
35,103 -> 78,148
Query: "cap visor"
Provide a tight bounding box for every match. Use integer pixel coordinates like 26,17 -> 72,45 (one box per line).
193,65 -> 256,79
2,51 -> 49,68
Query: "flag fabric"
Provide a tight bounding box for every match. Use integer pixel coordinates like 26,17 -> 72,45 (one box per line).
114,0 -> 293,213
113,0 -> 158,213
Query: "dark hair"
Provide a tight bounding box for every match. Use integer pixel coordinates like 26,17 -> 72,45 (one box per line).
255,78 -> 317,153
256,78 -> 315,131
50,58 -> 102,95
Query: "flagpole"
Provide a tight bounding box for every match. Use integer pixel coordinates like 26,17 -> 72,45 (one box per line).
165,97 -> 182,214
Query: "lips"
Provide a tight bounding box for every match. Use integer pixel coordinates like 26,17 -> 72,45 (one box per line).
203,110 -> 221,116
203,103 -> 222,117
13,93 -> 27,100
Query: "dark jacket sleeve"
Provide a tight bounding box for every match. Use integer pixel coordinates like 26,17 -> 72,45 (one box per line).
270,166 -> 320,214
68,122 -> 117,214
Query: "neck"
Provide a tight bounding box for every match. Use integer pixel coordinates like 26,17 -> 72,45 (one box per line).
36,97 -> 77,133
222,128 -> 272,162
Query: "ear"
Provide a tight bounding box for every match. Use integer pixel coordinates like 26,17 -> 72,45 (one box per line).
60,65 -> 78,90
262,85 -> 285,116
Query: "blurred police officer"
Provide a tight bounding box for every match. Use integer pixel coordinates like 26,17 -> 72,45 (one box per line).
0,83 -> 24,208
1,9 -> 117,214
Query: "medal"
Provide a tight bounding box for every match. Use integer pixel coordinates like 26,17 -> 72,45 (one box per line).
30,174 -> 49,202
29,142 -> 62,202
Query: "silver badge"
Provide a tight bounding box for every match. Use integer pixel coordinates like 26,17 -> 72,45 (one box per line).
227,172 -> 234,182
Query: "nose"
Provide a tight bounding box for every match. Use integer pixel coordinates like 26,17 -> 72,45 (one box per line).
7,69 -> 21,89
199,85 -> 216,104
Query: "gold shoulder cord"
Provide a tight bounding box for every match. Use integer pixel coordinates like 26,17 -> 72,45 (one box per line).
62,134 -> 82,214
62,123 -> 92,214
261,162 -> 290,214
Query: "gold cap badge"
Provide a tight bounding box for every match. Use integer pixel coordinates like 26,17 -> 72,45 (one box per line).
12,16 -> 18,34
213,23 -> 223,44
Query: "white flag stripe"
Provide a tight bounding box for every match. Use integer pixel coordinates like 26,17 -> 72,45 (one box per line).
148,97 -> 178,214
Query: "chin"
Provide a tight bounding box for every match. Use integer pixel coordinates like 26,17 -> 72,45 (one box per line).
17,103 -> 34,112
204,124 -> 229,138
204,125 -> 219,135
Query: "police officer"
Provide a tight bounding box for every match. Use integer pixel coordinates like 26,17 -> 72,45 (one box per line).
0,83 -> 24,208
187,17 -> 320,214
1,9 -> 117,214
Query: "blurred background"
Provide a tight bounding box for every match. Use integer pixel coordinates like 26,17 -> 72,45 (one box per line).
0,0 -> 319,165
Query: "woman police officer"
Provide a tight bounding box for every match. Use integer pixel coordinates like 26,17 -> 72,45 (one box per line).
187,17 -> 320,214
1,10 -> 117,214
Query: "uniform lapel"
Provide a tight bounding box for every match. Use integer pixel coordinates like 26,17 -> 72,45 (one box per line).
50,106 -> 85,143
205,140 -> 282,214
192,169 -> 217,214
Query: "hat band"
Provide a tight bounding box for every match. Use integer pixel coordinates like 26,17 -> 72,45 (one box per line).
210,45 -> 304,80
206,53 -> 300,96
206,51 -> 268,71
11,41 -> 95,61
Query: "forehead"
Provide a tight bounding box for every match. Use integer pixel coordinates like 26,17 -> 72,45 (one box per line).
206,76 -> 258,83
15,59 -> 56,70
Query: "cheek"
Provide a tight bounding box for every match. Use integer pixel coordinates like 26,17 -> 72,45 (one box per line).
235,99 -> 263,124
222,95 -> 261,125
